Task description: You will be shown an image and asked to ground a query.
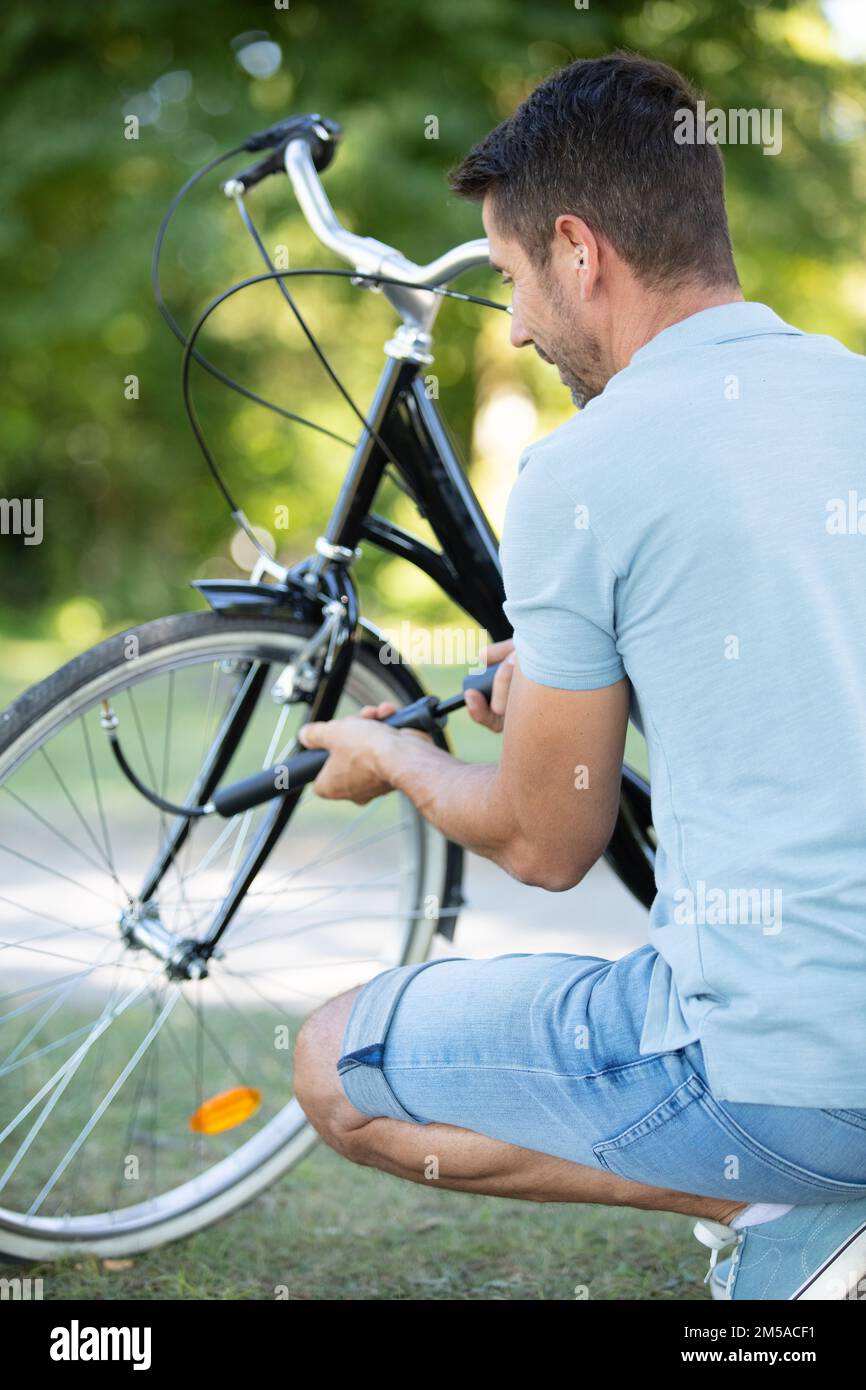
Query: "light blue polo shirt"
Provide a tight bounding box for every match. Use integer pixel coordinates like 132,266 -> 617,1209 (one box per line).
499,300 -> 866,1107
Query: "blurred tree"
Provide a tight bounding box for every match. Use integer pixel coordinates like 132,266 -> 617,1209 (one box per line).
0,0 -> 863,652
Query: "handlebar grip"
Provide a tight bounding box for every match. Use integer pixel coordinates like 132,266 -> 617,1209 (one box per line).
228,114 -> 341,196
240,113 -> 341,168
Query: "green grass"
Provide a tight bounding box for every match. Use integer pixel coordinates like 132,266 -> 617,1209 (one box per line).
0,991 -> 710,1301
0,1141 -> 712,1300
0,1000 -> 710,1300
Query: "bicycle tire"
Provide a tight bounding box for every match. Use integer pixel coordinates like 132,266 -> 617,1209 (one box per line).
0,609 -> 461,1260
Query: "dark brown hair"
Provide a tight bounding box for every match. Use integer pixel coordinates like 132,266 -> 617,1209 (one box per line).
449,53 -> 739,291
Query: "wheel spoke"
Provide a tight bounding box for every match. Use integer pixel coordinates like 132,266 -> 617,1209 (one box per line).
79,713 -> 121,887
222,813 -> 414,943
0,839 -> 125,909
26,988 -> 180,1215
39,743 -> 124,881
0,625 -> 440,1242
0,892 -> 116,938
178,987 -> 250,1092
0,938 -> 121,1071
2,784 -> 119,883
0,938 -> 151,974
0,976 -> 158,1160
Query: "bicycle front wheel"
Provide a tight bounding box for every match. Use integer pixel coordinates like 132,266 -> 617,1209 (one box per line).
0,610 -> 457,1259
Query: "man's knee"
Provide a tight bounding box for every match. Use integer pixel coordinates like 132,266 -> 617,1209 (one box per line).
294,985 -> 371,1152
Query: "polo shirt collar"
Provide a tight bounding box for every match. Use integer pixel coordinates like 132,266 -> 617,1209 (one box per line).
628,300 -> 803,367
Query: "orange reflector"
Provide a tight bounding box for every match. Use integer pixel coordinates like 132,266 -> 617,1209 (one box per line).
189,1087 -> 262,1135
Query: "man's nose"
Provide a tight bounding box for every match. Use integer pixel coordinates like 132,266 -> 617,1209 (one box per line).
509,309 -> 532,350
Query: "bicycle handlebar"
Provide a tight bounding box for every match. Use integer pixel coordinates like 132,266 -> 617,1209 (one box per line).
223,111 -> 490,306
283,137 -> 490,289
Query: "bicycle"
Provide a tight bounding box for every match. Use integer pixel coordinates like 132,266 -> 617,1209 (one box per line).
0,113 -> 655,1260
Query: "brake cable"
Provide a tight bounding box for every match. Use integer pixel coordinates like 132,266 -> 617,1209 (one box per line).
100,703 -> 210,817
106,264 -> 509,819
101,665 -> 503,822
151,145 -> 356,450
109,142 -> 509,818
154,136 -> 508,560
179,265 -> 508,557
231,196 -> 419,506
229,196 -> 509,509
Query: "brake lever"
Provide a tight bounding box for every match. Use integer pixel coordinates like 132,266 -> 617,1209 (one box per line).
227,114 -> 342,195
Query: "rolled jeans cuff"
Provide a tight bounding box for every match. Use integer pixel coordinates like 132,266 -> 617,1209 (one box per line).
335,956 -> 464,1122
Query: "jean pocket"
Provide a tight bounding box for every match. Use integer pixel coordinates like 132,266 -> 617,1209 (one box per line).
591,1073 -> 866,1205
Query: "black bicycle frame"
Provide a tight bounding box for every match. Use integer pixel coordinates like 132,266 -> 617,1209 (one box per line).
172,346 -> 656,968
325,355 -> 510,636
334,354 -> 656,910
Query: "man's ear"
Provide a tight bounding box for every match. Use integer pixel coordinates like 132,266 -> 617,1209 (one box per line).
553,214 -> 600,299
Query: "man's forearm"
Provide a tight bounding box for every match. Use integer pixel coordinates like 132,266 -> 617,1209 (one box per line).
378,732 -> 517,869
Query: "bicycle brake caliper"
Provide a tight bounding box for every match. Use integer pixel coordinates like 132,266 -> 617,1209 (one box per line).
269,598 -> 349,705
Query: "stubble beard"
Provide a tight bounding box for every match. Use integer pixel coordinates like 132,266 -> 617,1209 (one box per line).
541,270 -> 606,409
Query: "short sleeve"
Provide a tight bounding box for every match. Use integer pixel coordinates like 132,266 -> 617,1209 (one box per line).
499,450 -> 626,691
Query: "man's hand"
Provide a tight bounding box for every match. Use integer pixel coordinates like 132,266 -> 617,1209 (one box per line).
464,639 -> 516,733
297,705 -> 402,805
296,654 -> 630,892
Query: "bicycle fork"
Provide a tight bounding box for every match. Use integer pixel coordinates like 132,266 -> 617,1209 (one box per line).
113,564 -> 362,981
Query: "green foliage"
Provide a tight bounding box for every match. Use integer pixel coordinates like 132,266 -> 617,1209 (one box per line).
0,0 -> 864,649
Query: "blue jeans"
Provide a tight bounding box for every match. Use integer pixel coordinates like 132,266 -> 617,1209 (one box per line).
336,944 -> 866,1204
